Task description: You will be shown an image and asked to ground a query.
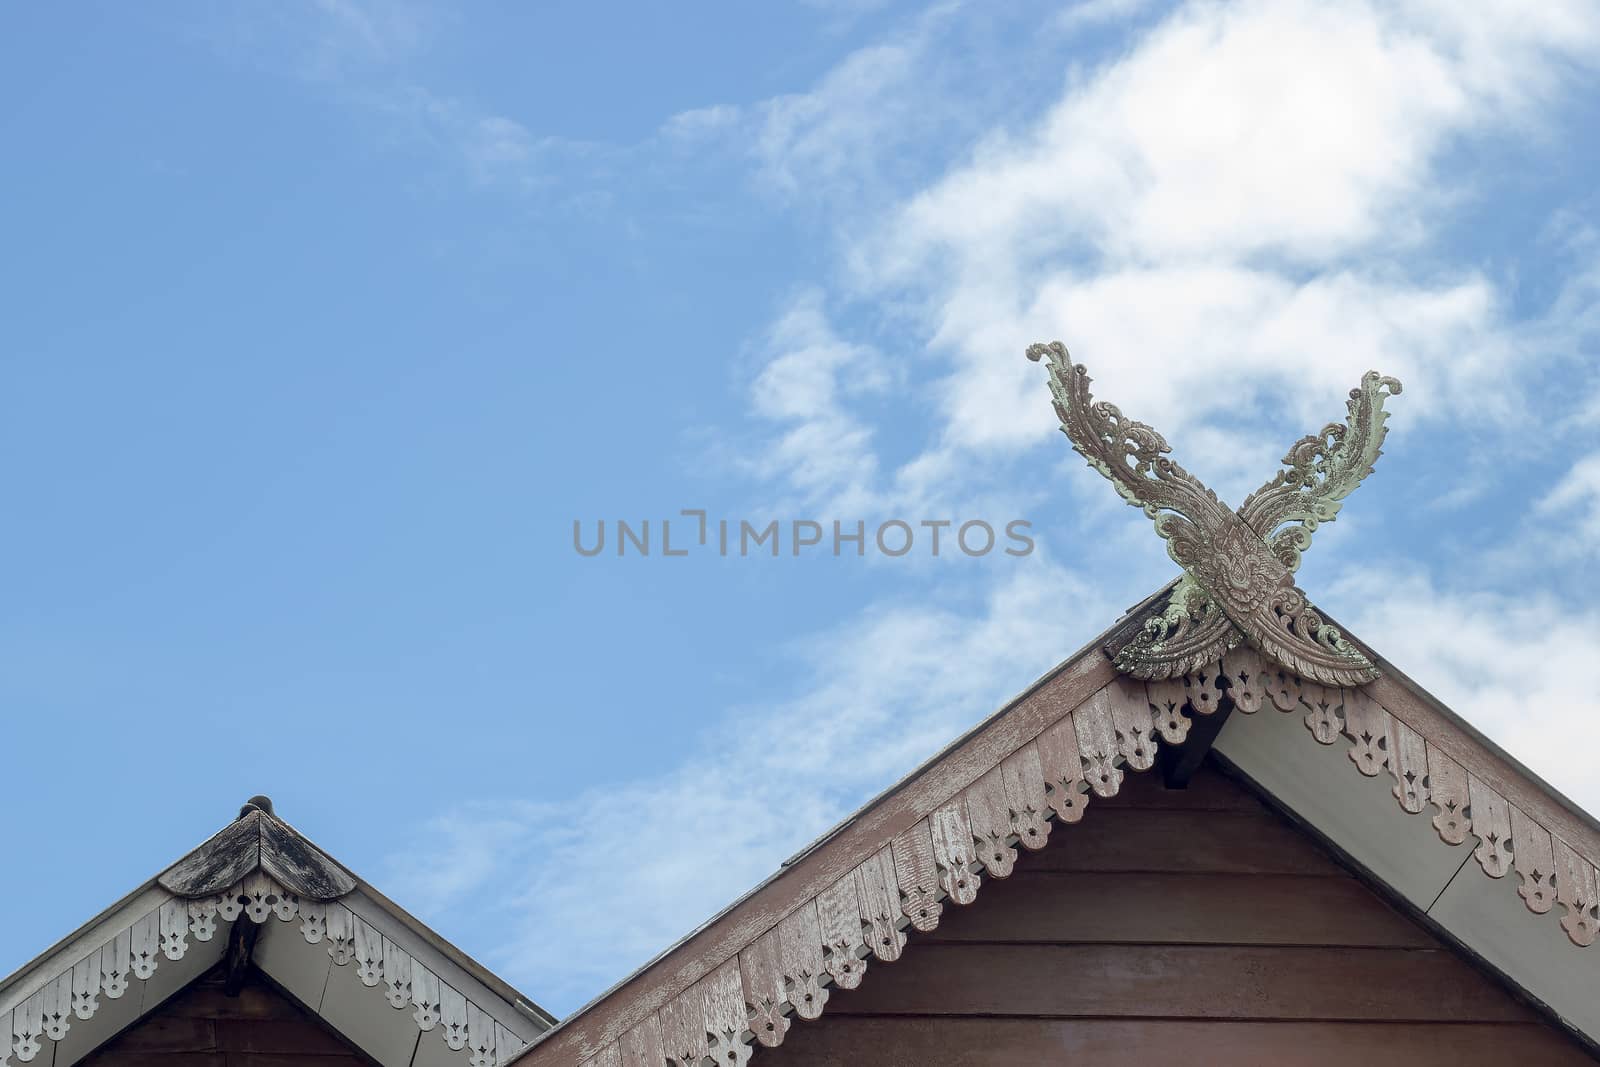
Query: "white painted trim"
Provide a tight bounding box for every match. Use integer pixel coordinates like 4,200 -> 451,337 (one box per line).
1,874 -> 532,1067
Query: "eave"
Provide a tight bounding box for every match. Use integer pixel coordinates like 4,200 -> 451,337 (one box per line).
513,583 -> 1600,1066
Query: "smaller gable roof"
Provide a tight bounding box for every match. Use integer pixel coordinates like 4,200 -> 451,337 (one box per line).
0,798 -> 554,1067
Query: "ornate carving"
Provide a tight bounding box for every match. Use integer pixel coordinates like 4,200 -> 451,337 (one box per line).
929,800 -> 980,905
1147,677 -> 1191,744
1555,839 -> 1600,947
1427,745 -> 1471,846
1035,716 -> 1091,824
1469,776 -> 1514,879
383,940 -> 413,1010
966,768 -> 1020,879
1113,577 -> 1241,681
1341,689 -> 1391,777
890,822 -> 943,933
1220,646 -> 1265,713
1027,342 -> 1398,687
69,957 -> 97,1022
439,984 -> 470,1052
745,993 -> 787,1049
815,874 -> 869,991
1388,720 -> 1430,814
700,962 -> 753,1067
1302,685 -> 1343,745
1239,370 -> 1403,573
1510,806 -> 1557,915
855,851 -> 907,964
1000,748 -> 1052,854
412,963 -> 442,1032
7,875 -> 523,1067
129,912 -> 159,981
1073,691 -> 1125,797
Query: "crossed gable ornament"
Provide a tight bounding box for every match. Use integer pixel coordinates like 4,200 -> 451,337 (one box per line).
1026,341 -> 1402,688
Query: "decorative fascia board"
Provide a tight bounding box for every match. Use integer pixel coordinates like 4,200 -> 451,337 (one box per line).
525,642 -> 1600,1067
2,874 -> 537,1067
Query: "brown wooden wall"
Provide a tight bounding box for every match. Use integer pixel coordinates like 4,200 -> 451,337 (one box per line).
758,761 -> 1596,1067
79,966 -> 376,1067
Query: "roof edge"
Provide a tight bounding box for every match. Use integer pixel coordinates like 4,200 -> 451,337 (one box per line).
517,583 -> 1600,1065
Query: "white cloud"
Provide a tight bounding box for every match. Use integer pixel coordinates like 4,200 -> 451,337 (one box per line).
220,1 -> 552,190
754,37 -> 927,200
373,86 -> 545,186
1337,569 -> 1600,814
1538,452 -> 1600,547
1058,0 -> 1163,31
883,1 -> 1595,273
743,290 -> 893,515
306,0 -> 430,69
661,104 -> 742,142
392,559 -> 1109,1011
702,6 -> 1059,209
738,0 -> 1599,512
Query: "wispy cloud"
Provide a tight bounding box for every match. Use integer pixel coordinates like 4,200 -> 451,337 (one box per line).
391,559 -> 1109,1010
1057,0 -> 1164,31
305,0 -> 430,70
729,0 -> 1600,509
743,289 -> 893,514
213,0 -> 551,191
364,85 -> 551,189
1538,452 -> 1600,550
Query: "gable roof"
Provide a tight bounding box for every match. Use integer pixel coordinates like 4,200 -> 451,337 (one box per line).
513,581 -> 1600,1066
0,799 -> 554,1067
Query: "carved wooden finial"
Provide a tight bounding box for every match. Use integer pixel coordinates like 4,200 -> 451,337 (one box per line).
1027,341 -> 1401,687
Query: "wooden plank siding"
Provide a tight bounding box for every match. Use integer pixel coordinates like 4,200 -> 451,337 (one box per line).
79,966 -> 379,1067
756,762 -> 1597,1066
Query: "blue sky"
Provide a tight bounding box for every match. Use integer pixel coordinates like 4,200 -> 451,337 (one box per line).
4,0 -> 1599,1017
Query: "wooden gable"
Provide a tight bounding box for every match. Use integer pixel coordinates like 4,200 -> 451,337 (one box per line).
80,965 -> 377,1067
528,634 -> 1600,1066
756,762 -> 1595,1066
0,801 -> 551,1067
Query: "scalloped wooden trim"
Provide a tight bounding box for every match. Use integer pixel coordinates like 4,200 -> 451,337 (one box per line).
565,656 -> 1600,1067
1221,647 -> 1600,947
2,876 -> 526,1067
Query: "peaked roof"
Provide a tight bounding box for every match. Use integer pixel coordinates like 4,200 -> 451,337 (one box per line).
512,582 -> 1600,1066
156,797 -> 356,900
0,799 -> 554,1067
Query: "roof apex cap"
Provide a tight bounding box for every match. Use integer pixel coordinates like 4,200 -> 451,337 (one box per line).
158,805 -> 356,901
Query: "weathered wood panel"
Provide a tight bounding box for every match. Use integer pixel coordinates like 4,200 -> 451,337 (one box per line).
823,943 -> 1533,1021
759,1017 -> 1598,1067
79,966 -> 376,1066
918,872 -> 1434,947
754,763 -> 1595,1065
1020,808 -> 1339,874
1090,760 -> 1257,811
